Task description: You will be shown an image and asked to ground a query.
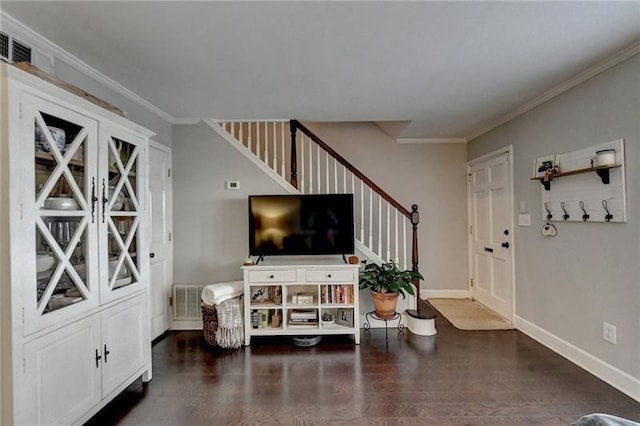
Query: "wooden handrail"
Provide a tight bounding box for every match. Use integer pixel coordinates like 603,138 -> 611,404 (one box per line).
290,119 -> 422,304
291,120 -> 411,219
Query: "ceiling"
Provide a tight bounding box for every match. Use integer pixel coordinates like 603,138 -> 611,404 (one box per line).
2,1 -> 640,140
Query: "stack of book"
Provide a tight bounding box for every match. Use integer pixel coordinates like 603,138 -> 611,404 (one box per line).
288,309 -> 318,328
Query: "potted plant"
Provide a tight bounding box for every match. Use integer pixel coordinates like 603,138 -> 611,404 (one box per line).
359,260 -> 423,318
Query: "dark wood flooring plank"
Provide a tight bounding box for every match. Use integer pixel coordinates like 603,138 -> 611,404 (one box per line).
85,317 -> 640,425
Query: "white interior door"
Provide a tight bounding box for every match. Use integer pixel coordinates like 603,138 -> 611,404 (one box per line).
148,142 -> 172,339
468,149 -> 514,321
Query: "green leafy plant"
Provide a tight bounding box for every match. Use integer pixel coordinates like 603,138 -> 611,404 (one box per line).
359,260 -> 423,298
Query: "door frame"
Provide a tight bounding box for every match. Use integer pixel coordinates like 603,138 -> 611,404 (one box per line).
148,140 -> 173,339
466,144 -> 515,322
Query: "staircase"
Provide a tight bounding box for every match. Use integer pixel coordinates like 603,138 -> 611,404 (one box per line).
203,119 -> 436,334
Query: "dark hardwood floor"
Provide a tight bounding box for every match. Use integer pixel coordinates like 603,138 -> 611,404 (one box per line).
86,315 -> 640,425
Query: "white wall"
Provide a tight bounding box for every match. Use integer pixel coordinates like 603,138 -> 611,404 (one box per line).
468,55 -> 640,384
305,122 -> 469,292
0,13 -> 173,147
172,123 -> 286,284
53,60 -> 173,147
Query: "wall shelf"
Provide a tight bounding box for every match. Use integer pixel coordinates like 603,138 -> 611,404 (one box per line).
531,164 -> 621,190
533,139 -> 626,223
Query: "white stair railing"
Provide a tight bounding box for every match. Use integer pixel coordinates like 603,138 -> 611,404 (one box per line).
216,120 -> 420,300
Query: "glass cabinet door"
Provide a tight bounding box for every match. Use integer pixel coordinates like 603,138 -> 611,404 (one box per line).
23,97 -> 100,334
99,127 -> 145,302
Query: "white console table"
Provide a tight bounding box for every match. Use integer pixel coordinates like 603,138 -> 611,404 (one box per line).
242,260 -> 360,345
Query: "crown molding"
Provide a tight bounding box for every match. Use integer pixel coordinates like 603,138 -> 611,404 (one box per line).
396,137 -> 467,144
468,40 -> 640,141
1,11 -> 176,124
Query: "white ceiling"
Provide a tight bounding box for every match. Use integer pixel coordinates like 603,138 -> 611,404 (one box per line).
3,1 -> 640,139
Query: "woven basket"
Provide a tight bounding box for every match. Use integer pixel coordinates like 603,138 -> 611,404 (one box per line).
201,303 -> 218,347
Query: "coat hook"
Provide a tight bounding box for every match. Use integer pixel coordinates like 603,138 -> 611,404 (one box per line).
602,200 -> 613,222
544,202 -> 552,220
561,201 -> 570,221
579,201 -> 589,222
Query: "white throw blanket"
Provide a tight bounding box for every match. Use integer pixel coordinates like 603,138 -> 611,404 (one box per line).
201,280 -> 244,305
214,296 -> 244,349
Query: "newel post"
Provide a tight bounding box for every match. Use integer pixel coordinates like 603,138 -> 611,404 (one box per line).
289,120 -> 298,189
410,204 -> 420,305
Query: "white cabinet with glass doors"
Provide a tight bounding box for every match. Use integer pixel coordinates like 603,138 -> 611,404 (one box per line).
0,64 -> 153,425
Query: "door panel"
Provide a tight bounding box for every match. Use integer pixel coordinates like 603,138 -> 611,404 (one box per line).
101,296 -> 147,396
468,151 -> 514,321
20,315 -> 101,425
149,144 -> 172,339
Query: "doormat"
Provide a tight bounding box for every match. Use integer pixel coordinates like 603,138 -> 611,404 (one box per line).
428,298 -> 514,330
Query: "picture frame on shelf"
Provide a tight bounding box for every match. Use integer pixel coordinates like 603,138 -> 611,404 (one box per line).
336,308 -> 353,327
250,286 -> 270,304
533,155 -> 558,178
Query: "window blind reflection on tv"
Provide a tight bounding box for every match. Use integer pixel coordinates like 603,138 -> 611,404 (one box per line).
248,194 -> 354,256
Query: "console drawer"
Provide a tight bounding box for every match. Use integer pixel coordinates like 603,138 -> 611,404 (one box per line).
248,269 -> 296,283
305,269 -> 355,283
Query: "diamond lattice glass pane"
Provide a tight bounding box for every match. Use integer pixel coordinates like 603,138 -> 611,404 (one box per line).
108,138 -> 137,212
44,270 -> 85,314
35,112 -> 87,206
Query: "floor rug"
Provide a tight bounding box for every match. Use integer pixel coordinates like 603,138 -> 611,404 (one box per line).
428,298 -> 514,330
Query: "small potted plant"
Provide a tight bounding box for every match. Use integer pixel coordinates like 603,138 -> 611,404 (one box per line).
359,260 -> 423,318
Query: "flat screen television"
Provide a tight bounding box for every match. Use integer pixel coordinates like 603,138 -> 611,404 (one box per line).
248,194 -> 355,258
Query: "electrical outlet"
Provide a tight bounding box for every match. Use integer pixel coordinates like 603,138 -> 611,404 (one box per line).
603,322 -> 616,344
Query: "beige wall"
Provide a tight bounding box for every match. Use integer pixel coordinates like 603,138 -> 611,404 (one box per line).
172,123 -> 286,284
468,55 -> 640,381
305,122 -> 469,292
172,121 -> 469,295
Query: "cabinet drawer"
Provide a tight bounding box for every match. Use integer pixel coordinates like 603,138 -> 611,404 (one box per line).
248,269 -> 296,283
305,269 -> 354,282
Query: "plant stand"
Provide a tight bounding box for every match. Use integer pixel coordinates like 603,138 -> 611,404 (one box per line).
363,311 -> 404,347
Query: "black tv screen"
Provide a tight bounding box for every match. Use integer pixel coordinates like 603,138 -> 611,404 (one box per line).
248,194 -> 355,257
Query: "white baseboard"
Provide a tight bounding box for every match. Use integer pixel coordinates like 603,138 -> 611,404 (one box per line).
515,315 -> 640,403
421,289 -> 470,299
171,320 -> 203,330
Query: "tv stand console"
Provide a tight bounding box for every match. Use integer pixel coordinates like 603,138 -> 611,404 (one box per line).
242,261 -> 360,345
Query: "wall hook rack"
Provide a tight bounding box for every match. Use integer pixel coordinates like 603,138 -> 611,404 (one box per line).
561,201 -> 570,221
544,202 -> 552,220
579,201 -> 589,222
602,200 -> 613,222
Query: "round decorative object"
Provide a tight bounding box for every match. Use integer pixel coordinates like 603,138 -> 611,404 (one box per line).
541,223 -> 557,237
109,186 -> 125,211
595,149 -> 616,167
44,196 -> 79,210
293,336 -> 322,347
370,290 -> 399,319
348,255 -> 359,264
36,252 -> 55,273
35,126 -> 66,152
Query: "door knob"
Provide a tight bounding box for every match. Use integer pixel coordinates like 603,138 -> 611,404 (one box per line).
501,242 -> 510,248
150,252 -> 155,258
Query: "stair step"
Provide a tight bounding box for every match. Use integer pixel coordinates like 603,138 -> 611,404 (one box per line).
406,299 -> 437,320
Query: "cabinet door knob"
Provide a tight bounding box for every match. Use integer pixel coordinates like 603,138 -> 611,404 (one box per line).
501,242 -> 510,249
150,252 -> 155,258
104,344 -> 110,363
269,275 -> 274,279
327,274 -> 332,278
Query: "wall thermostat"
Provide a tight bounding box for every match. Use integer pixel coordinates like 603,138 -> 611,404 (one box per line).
226,180 -> 240,190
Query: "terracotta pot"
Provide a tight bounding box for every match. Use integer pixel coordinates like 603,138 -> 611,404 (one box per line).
370,291 -> 399,319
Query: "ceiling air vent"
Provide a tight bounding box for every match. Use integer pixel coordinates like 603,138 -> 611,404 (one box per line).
12,38 -> 32,63
0,32 -> 9,62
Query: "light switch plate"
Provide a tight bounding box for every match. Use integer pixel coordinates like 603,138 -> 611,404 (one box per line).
518,214 -> 531,226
